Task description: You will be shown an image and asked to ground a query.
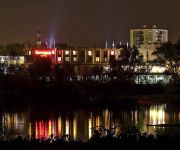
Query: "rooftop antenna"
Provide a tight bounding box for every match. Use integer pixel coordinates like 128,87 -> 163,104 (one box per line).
106,41 -> 108,48
112,41 -> 115,48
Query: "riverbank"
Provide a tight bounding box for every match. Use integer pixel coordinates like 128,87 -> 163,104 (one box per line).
0,131 -> 179,150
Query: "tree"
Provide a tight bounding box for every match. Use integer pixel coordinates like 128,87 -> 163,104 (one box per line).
0,45 -> 5,55
5,43 -> 24,56
152,40 -> 180,82
63,63 -> 76,81
53,64 -> 65,82
109,45 -> 143,83
130,46 -> 143,64
29,58 -> 52,82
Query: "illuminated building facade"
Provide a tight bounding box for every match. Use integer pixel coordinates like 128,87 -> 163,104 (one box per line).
130,25 -> 168,62
24,30 -> 122,66
25,47 -> 122,67
32,48 -> 63,64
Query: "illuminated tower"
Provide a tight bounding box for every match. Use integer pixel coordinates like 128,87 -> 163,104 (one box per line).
130,25 -> 168,62
37,29 -> 42,47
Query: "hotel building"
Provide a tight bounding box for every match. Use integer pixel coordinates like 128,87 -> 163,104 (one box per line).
130,25 -> 168,62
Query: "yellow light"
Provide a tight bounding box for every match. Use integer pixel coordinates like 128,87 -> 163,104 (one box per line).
104,109 -> 110,129
149,105 -> 166,125
73,118 -> 77,140
48,120 -> 52,136
88,118 -> 92,139
110,51 -> 115,55
65,51 -> 69,55
65,119 -> 69,135
29,122 -> 32,137
73,51 -> 77,55
88,51 -> 92,56
96,116 -> 100,127
58,116 -> 62,137
96,57 -> 100,62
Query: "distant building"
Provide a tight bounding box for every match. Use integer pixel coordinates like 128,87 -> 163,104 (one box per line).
25,47 -> 122,67
23,31 -> 123,67
0,56 -> 25,65
130,25 -> 168,62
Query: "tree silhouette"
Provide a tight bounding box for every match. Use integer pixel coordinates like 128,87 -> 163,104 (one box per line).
152,40 -> 180,82
29,57 -> 52,82
109,45 -> 143,82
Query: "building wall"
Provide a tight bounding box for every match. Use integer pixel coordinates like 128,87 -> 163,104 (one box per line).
130,28 -> 168,48
56,48 -> 122,65
139,44 -> 157,62
28,48 -> 122,66
130,26 -> 168,62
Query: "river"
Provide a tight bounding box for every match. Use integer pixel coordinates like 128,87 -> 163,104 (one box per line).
1,99 -> 180,142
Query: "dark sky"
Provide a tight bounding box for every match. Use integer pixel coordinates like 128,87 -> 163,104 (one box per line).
0,0 -> 180,47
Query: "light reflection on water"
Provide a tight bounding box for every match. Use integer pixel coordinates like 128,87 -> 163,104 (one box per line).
1,102 -> 180,141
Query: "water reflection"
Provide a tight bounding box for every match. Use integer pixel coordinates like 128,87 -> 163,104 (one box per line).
1,112 -> 26,139
149,104 -> 166,125
1,102 -> 180,141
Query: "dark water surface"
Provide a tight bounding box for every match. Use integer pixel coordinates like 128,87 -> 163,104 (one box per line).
1,99 -> 180,142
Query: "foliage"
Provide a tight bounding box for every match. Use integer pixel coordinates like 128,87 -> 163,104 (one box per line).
109,45 -> 144,82
28,58 -> 52,80
5,43 -> 24,56
152,39 -> 180,82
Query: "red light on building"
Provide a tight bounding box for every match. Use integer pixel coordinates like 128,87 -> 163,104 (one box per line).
35,50 -> 52,55
32,48 -> 63,64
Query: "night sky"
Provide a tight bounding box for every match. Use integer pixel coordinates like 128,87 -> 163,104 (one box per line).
0,0 -> 180,47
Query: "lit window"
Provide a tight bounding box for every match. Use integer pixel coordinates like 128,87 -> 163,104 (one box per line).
65,57 -> 69,61
52,50 -> 55,54
96,57 -> 100,62
29,51 -> 31,55
73,57 -> 77,61
88,51 -> 92,56
110,51 -> 115,55
58,57 -> 61,62
73,51 -> 77,55
65,51 -> 69,55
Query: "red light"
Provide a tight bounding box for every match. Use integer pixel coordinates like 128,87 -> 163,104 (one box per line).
35,50 -> 51,55
33,49 -> 63,64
